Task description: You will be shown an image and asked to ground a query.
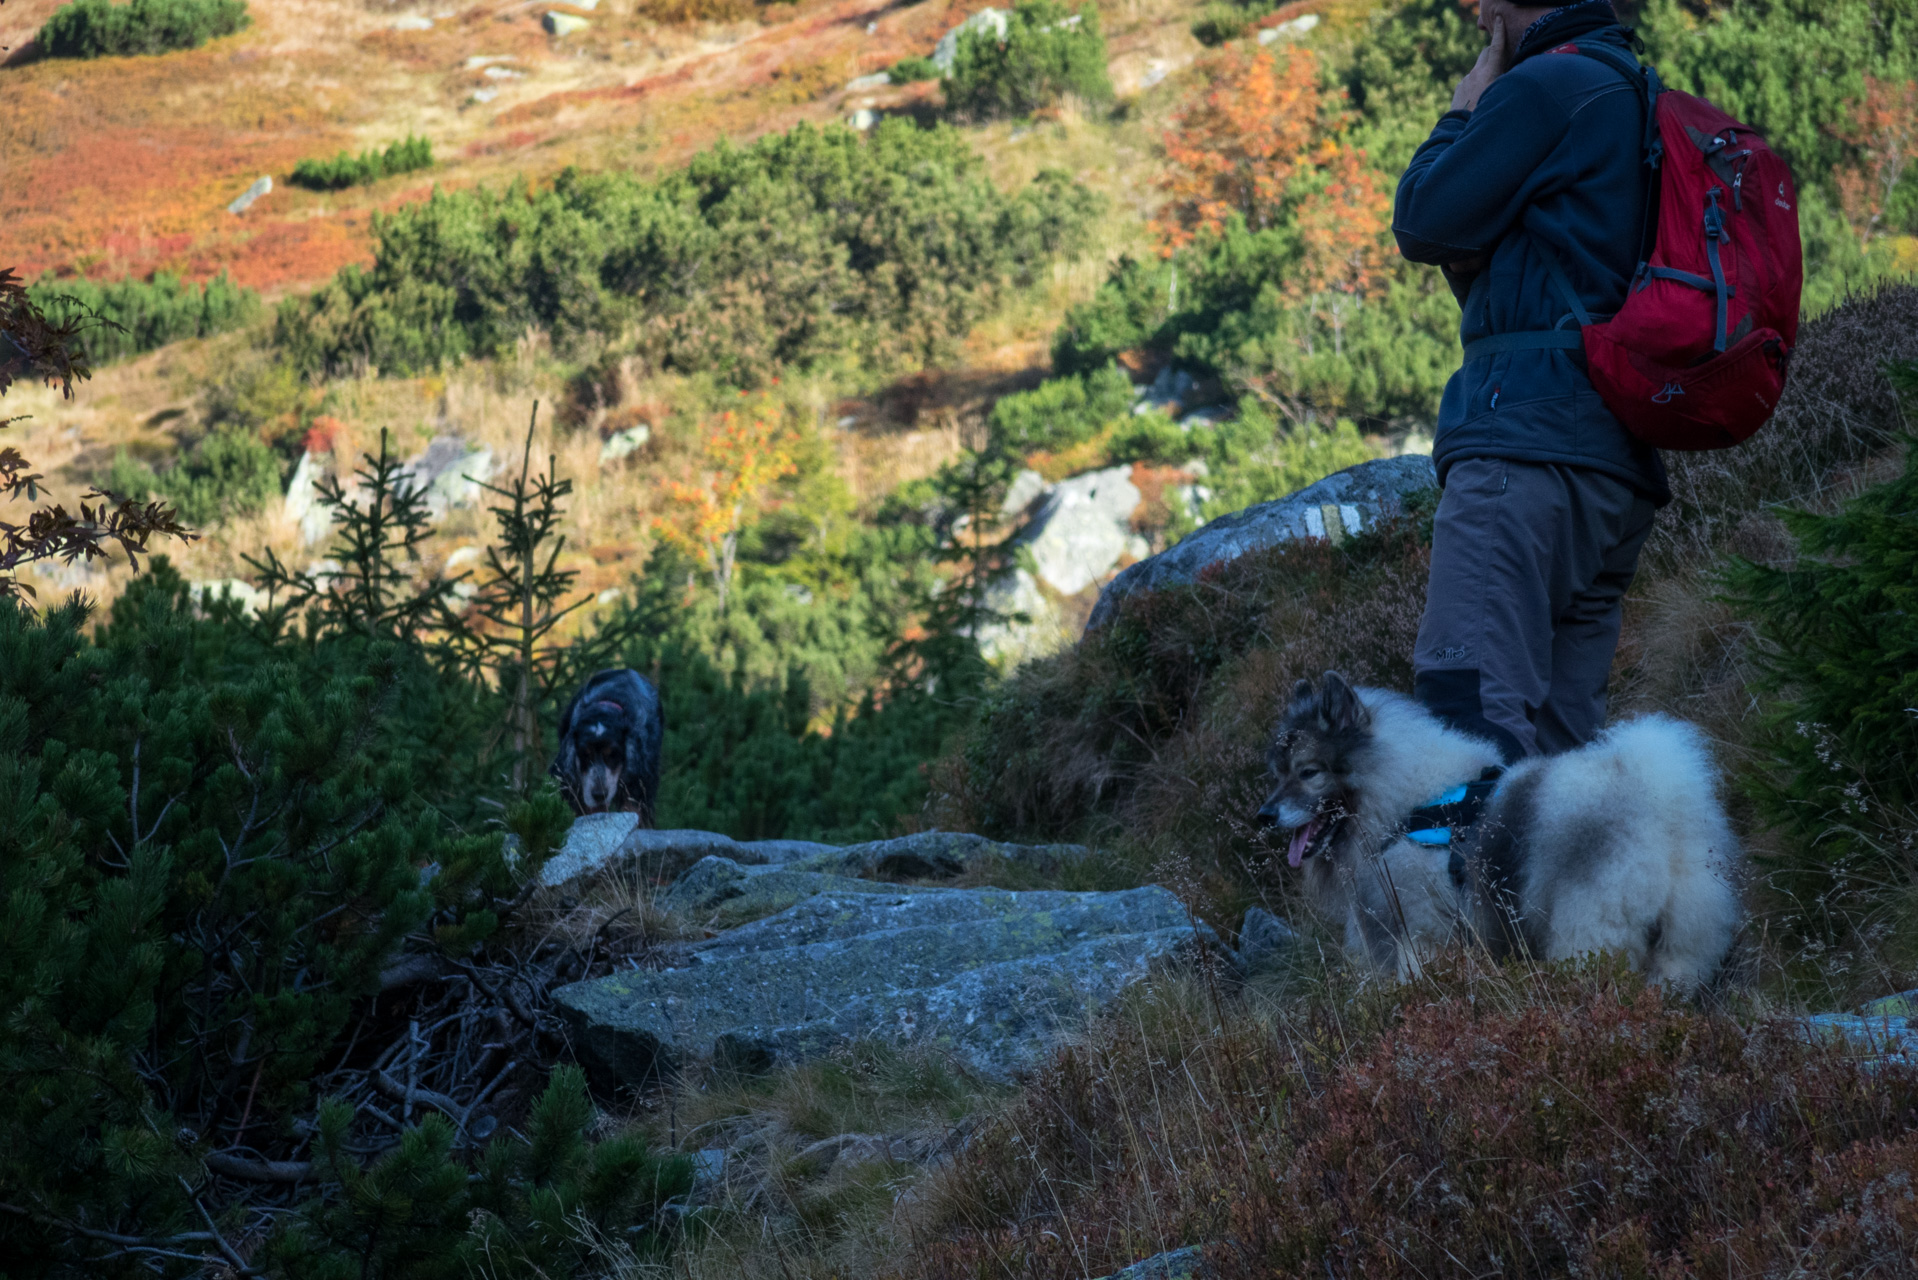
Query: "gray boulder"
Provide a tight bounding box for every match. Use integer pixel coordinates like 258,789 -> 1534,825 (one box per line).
540,821 -> 1086,889
659,855 -> 931,928
554,886 -> 1216,1083
1025,465 -> 1147,597
399,436 -> 495,518
1087,455 -> 1437,628
1234,906 -> 1299,973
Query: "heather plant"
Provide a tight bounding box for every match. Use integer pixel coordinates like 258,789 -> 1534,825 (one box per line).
908,962 -> 1918,1280
945,0 -> 1113,119
27,271 -> 259,365
36,0 -> 249,58
289,135 -> 435,191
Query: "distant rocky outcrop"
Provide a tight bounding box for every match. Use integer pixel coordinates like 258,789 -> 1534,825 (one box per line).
554,886 -> 1218,1084
1088,455 -> 1437,628
933,7 -> 1008,71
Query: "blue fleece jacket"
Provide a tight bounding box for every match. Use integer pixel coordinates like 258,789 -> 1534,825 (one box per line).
1394,6 -> 1669,503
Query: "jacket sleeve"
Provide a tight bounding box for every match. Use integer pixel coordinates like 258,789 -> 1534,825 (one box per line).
1393,72 -> 1572,265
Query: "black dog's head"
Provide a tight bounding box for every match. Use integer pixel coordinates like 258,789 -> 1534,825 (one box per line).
566,698 -> 633,814
1256,671 -> 1371,868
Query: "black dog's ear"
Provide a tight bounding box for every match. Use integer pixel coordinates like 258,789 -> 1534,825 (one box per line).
1317,670 -> 1367,734
1289,677 -> 1314,709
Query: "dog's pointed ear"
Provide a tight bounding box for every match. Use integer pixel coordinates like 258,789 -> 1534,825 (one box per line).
1289,678 -> 1314,711
1317,670 -> 1367,734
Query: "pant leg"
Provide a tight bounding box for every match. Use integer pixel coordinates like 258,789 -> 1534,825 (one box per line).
1415,460 -> 1652,761
1533,482 -> 1656,754
1413,458 -> 1557,762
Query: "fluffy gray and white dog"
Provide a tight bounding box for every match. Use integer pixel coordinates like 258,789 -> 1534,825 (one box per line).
1256,672 -> 1743,992
551,668 -> 664,824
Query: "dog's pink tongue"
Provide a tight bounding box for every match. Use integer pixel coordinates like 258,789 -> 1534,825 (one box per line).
1287,817 -> 1323,868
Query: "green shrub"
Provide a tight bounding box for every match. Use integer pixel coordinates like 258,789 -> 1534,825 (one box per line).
1190,1 -> 1267,46
987,361 -> 1134,452
37,0 -> 249,57
27,270 -> 259,364
290,135 -> 435,191
946,0 -> 1113,119
889,54 -> 939,83
0,570 -> 518,1269
1726,376 -> 1918,933
104,426 -> 283,526
275,120 -> 1101,382
269,1067 -> 693,1276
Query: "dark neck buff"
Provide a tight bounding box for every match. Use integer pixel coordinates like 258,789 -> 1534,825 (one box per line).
1516,0 -> 1621,63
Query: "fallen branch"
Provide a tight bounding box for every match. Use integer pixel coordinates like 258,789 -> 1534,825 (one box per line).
204,1152 -> 314,1183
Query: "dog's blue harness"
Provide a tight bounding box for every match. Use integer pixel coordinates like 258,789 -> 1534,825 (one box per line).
1404,767 -> 1505,847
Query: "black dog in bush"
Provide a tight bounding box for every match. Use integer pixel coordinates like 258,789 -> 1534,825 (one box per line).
550,669 -> 664,824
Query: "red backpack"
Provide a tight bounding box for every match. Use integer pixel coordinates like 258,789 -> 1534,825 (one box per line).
1512,43 -> 1804,451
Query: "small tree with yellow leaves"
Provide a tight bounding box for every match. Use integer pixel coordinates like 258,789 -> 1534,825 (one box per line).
654,398 -> 797,612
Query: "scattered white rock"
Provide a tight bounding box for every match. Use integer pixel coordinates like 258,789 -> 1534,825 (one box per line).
465,54 -> 515,68
1258,13 -> 1320,44
598,423 -> 651,465
398,436 -> 495,518
483,66 -> 525,79
999,467 -> 1050,520
227,176 -> 272,215
596,586 -> 622,605
391,14 -> 434,30
1135,364 -> 1197,416
444,545 -> 484,572
283,450 -> 335,546
470,87 -> 500,103
845,71 -> 891,92
1022,464 -> 1143,596
1140,60 -> 1169,89
972,566 -> 1074,666
932,7 -> 1007,72
543,11 -> 590,35
848,108 -> 879,130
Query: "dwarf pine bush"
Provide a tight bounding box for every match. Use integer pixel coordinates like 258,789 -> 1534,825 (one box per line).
945,0 -> 1112,118
37,0 -> 249,57
290,135 -> 435,191
1726,363 -> 1918,934
27,271 -> 260,364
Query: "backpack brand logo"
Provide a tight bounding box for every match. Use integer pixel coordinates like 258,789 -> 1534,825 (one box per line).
1652,381 -> 1686,403
1774,182 -> 1792,211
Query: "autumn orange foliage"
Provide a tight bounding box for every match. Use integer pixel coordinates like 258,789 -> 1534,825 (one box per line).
1836,75 -> 1918,248
1153,44 -> 1393,346
653,397 -> 797,609
1153,44 -> 1326,248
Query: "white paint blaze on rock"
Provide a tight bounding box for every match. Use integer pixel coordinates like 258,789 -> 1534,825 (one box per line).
1023,464 -> 1143,596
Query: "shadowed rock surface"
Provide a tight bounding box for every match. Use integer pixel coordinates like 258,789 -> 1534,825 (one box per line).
541,821 -> 1087,888
554,886 -> 1216,1084
1087,455 -> 1437,627
658,855 -> 933,927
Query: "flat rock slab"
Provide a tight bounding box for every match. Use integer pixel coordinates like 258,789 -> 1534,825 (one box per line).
541,822 -> 1087,889
659,855 -> 927,928
555,886 -> 1213,1084
1088,455 -> 1437,628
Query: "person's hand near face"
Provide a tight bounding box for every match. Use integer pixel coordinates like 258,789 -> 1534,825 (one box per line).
1452,11 -> 1512,112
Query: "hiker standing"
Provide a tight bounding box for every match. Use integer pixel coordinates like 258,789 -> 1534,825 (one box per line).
1392,0 -> 1667,762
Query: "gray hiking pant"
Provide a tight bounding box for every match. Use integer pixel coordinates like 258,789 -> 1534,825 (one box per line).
1413,458 -> 1656,761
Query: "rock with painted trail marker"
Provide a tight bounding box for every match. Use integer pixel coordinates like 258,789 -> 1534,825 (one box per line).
1087,455 -> 1438,628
